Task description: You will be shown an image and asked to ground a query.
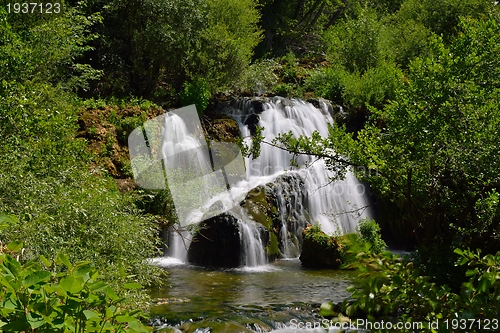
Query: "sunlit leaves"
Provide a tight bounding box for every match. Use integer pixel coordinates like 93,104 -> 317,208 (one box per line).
0,253 -> 151,332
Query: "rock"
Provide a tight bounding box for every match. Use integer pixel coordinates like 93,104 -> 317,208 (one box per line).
251,100 -> 265,114
300,224 -> 345,268
187,213 -> 241,268
243,114 -> 260,135
115,178 -> 136,193
240,173 -> 310,259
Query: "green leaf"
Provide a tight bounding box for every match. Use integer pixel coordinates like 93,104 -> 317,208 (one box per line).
392,275 -> 404,287
104,286 -> 120,301
0,214 -> 18,231
23,270 -> 52,287
27,312 -> 46,329
6,241 -> 23,252
128,320 -> 149,332
3,255 -> 22,278
320,302 -> 335,317
478,276 -> 491,293
57,253 -> 73,270
83,310 -> 101,320
59,276 -> 84,294
465,269 -> 476,277
123,282 -> 142,290
39,255 -> 52,268
88,281 -> 108,292
116,315 -> 136,323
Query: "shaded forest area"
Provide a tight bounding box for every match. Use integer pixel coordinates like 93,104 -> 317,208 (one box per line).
1,0 -> 500,330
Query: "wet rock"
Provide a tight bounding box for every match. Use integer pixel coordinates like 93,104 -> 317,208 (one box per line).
188,213 -> 241,268
240,173 -> 310,259
251,100 -> 264,114
243,114 -> 260,135
300,224 -> 345,268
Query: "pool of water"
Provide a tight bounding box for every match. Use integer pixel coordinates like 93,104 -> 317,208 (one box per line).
149,258 -> 358,332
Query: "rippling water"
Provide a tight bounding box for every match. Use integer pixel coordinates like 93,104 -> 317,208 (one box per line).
150,258 -> 358,332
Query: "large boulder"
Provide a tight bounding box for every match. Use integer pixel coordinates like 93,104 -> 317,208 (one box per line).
240,173 -> 310,259
300,224 -> 346,269
186,172 -> 312,267
187,213 -> 241,268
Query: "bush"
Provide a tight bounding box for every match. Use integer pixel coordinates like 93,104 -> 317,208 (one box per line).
304,62 -> 403,108
0,165 -> 163,294
235,59 -> 279,94
300,225 -> 346,268
356,219 -> 387,254
0,83 -> 164,296
179,77 -> 211,115
0,231 -> 151,332
304,67 -> 346,103
342,248 -> 500,331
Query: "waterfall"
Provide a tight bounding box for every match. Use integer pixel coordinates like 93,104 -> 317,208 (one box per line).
162,97 -> 372,266
230,97 -> 371,233
239,221 -> 266,267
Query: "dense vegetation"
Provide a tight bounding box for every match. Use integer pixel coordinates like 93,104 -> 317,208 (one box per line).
1,0 -> 499,330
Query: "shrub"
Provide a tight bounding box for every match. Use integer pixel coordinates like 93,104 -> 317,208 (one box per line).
356,218 -> 387,254
0,234 -> 151,332
180,77 -> 211,115
235,59 -> 279,94
342,248 -> 500,332
300,225 -> 346,268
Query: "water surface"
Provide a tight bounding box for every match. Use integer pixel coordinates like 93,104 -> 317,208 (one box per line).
150,259 -> 357,332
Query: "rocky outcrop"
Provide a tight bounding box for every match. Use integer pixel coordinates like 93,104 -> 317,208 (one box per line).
187,213 -> 241,268
186,172 -> 312,267
239,173 -> 310,259
300,224 -> 345,268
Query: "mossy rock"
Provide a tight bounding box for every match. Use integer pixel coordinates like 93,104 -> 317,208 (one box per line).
240,186 -> 274,230
300,224 -> 346,268
187,213 -> 241,268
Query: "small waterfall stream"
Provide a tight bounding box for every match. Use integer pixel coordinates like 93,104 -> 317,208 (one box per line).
163,97 -> 372,266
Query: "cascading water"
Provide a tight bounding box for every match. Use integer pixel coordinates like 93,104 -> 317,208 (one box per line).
164,97 -> 372,266
230,97 -> 371,232
238,221 -> 267,267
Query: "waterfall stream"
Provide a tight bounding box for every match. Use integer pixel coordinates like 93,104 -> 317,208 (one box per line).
163,97 -> 372,266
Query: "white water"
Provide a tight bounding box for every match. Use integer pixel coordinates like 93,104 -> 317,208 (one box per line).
164,97 -> 372,266
239,221 -> 267,266
235,98 -> 371,233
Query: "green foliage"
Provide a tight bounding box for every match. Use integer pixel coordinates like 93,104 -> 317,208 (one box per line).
0,3 -> 102,91
395,0 -> 495,39
306,61 -> 403,108
0,82 -> 163,299
256,0 -> 355,56
300,225 -> 346,268
304,67 -> 346,103
277,15 -> 500,249
0,240 -> 151,332
83,0 -> 262,97
0,161 -> 164,292
180,77 -> 211,115
356,219 -> 387,254
343,248 -> 500,331
194,0 -> 262,91
235,59 -> 279,94
323,8 -> 387,74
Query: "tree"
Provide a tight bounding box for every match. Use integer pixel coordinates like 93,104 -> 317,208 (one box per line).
81,0 -> 262,99
255,0 -> 351,56
275,16 -> 500,250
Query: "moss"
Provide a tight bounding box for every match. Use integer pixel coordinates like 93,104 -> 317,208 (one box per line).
300,224 -> 346,268
241,187 -> 273,230
266,233 -> 281,257
78,103 -> 164,178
